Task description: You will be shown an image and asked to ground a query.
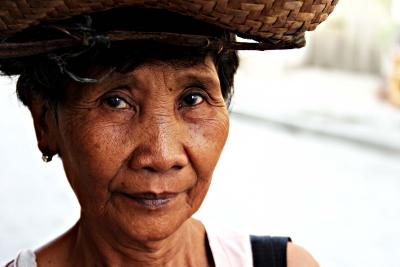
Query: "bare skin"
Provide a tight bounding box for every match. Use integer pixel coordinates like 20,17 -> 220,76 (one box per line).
23,56 -> 319,267
288,243 -> 320,267
31,57 -> 226,267
34,218 -> 212,267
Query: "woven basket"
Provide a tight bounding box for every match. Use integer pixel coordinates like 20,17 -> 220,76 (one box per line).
0,0 -> 339,51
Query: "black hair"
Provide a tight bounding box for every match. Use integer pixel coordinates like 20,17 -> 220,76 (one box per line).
0,8 -> 239,108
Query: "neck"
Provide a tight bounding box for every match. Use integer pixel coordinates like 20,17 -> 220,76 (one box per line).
68,217 -> 211,267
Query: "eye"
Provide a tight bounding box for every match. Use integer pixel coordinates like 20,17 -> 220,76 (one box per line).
104,96 -> 130,109
181,93 -> 204,107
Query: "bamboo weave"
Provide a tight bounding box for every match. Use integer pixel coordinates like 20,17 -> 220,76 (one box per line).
0,0 -> 339,47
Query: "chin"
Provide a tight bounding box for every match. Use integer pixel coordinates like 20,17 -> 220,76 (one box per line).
100,202 -> 194,243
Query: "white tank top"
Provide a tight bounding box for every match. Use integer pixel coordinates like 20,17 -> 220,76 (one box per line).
9,227 -> 253,267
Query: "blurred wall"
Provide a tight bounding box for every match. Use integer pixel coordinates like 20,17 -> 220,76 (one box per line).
304,0 -> 397,74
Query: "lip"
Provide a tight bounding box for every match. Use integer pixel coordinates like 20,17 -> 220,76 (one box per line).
118,192 -> 179,210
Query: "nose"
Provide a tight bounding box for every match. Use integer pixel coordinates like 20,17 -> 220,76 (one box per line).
128,118 -> 189,173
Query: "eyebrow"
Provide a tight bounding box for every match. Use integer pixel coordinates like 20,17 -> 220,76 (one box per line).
176,73 -> 220,89
90,73 -> 140,94
174,61 -> 220,85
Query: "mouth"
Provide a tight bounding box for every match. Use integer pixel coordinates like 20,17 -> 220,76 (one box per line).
118,192 -> 179,210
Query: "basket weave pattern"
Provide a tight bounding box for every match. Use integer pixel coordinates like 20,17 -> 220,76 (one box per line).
0,0 -> 338,46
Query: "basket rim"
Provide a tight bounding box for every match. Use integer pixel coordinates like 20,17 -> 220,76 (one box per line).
0,0 -> 340,56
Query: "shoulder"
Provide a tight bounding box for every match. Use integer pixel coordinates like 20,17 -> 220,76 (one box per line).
287,243 -> 320,267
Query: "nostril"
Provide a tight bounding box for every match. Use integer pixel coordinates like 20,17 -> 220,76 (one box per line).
172,165 -> 183,171
143,166 -> 157,172
142,165 -> 183,173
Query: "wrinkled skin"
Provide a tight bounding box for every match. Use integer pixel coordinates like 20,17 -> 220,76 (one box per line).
32,56 -> 229,266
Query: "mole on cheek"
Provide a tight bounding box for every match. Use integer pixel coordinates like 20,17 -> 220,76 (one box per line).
94,142 -> 101,150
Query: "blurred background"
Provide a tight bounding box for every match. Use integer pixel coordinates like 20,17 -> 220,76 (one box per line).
1,0 -> 400,266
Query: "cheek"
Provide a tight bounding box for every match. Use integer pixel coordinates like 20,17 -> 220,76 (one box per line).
188,106 -> 229,163
185,108 -> 229,208
58,112 -> 132,211
190,116 -> 229,166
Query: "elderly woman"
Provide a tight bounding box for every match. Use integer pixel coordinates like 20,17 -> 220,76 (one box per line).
1,1 -> 338,266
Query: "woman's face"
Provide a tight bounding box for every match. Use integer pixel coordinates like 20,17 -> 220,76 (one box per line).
45,56 -> 229,242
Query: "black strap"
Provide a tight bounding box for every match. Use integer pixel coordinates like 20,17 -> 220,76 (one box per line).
250,235 -> 291,267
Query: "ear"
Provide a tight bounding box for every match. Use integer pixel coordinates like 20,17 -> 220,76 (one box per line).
29,98 -> 59,157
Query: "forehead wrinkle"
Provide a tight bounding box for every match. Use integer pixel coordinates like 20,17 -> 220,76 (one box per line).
68,56 -> 218,98
126,64 -> 171,95
96,72 -> 141,93
138,59 -> 218,92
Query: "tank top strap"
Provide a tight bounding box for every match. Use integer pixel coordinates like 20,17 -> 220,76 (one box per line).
205,225 -> 253,267
6,250 -> 37,267
250,235 -> 291,267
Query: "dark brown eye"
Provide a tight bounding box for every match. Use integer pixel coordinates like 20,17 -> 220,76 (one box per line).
182,94 -> 204,107
104,96 -> 130,109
